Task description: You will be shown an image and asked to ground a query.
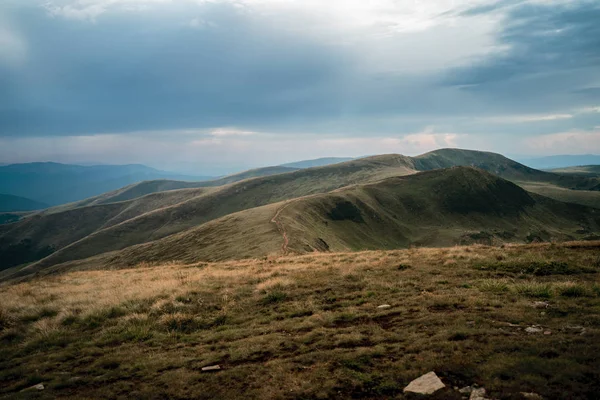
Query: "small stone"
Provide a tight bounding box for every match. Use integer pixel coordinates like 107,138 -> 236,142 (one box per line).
532,301 -> 549,309
403,371 -> 445,395
201,365 -> 221,372
543,331 -> 552,335
525,326 -> 543,334
470,387 -> 487,400
466,321 -> 475,325
377,304 -> 391,309
521,392 -> 543,399
459,385 -> 473,394
540,311 -> 546,316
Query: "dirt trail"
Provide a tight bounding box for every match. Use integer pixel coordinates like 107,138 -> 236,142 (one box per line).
271,202 -> 293,255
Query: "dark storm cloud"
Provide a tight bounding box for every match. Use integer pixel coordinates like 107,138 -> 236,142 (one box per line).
0,0 -> 598,143
446,1 -> 600,86
0,2 -> 350,136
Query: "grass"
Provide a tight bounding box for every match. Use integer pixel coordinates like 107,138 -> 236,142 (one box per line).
0,241 -> 599,399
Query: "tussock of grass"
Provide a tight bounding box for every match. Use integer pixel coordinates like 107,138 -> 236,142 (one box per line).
513,282 -> 554,298
479,278 -> 510,293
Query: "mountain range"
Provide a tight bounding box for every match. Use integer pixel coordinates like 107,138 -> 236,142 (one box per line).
1,149 -> 599,281
0,162 -> 213,207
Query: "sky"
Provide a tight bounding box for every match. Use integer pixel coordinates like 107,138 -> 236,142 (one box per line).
0,0 -> 599,175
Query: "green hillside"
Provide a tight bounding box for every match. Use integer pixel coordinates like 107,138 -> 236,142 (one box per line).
20,167 -> 598,279
47,166 -> 299,212
416,149 -> 600,190
0,156 -> 415,272
3,149 -> 600,279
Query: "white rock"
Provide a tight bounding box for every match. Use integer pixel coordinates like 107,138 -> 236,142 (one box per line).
201,365 -> 221,372
459,386 -> 473,394
521,392 -> 543,399
470,387 -> 487,400
403,371 -> 445,395
532,301 -> 549,309
377,304 -> 391,309
525,326 -> 543,334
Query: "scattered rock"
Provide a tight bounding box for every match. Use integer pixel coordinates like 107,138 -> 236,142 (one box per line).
543,331 -> 552,335
466,321 -> 475,325
459,386 -> 474,394
521,392 -> 543,399
470,387 -> 488,400
377,304 -> 391,309
532,301 -> 549,309
525,326 -> 543,334
540,312 -> 546,316
403,371 -> 445,395
201,365 -> 221,372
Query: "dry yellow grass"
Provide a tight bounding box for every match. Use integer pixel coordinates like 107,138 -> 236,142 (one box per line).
1,241 -> 600,399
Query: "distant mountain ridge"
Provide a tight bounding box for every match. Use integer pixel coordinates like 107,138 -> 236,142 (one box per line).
0,162 -> 212,206
518,154 -> 600,170
0,194 -> 49,212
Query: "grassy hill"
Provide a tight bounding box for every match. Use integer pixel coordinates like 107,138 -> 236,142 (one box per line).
0,156 -> 415,272
415,149 -> 600,191
3,149 -> 600,278
48,166 -> 299,212
0,194 -> 48,212
50,167 -> 597,273
1,241 -> 599,399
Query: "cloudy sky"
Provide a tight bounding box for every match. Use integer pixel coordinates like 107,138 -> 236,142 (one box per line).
1,0 -> 599,174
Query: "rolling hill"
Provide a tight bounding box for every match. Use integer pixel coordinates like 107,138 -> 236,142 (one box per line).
8,167 -> 600,281
45,149 -> 600,212
3,149 -> 600,280
45,166 -> 299,212
0,162 -> 212,206
68,167 -> 598,271
0,155 -> 416,273
0,194 -> 48,212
